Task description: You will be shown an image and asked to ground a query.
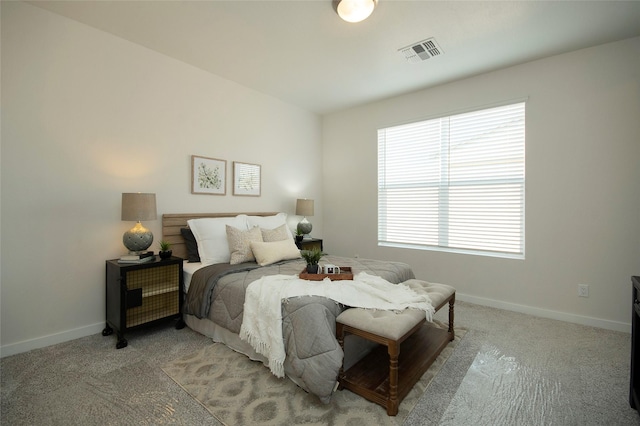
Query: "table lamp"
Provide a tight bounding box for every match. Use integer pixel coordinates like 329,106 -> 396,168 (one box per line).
121,193 -> 157,254
296,198 -> 314,237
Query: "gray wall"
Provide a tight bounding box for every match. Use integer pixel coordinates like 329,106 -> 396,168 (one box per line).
2,1 -> 639,356
0,2 -> 323,355
322,36 -> 640,331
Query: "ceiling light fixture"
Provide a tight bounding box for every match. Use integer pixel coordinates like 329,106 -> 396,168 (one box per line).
334,0 -> 377,23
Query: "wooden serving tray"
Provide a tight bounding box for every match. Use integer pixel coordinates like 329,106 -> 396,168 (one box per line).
299,267 -> 353,281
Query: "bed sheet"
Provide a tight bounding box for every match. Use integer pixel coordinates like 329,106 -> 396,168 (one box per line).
182,261 -> 203,293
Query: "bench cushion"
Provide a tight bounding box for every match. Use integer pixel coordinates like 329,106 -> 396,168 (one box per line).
402,280 -> 455,309
336,280 -> 455,340
337,308 -> 425,340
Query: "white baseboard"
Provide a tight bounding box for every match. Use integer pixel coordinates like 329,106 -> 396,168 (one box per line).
457,293 -> 631,333
0,322 -> 105,358
1,294 -> 631,358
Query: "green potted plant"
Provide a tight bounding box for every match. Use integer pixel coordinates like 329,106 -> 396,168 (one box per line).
301,248 -> 325,274
295,228 -> 304,243
159,240 -> 172,260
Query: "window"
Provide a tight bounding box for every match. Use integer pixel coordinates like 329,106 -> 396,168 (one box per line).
378,102 -> 525,258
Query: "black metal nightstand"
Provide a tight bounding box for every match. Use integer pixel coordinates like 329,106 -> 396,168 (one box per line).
102,256 -> 184,349
296,238 -> 323,252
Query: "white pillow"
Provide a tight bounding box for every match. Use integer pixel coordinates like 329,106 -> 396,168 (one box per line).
187,216 -> 249,265
250,239 -> 302,266
226,225 -> 263,265
246,213 -> 293,239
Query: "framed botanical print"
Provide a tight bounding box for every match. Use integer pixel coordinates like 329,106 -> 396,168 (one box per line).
192,155 -> 226,195
232,161 -> 261,196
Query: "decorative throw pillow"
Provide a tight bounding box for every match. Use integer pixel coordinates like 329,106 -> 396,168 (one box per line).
187,216 -> 249,266
226,225 -> 263,265
250,239 -> 302,266
180,227 -> 201,263
261,224 -> 290,242
246,213 -> 294,239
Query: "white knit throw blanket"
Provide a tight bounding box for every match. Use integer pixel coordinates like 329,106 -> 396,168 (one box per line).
239,272 -> 434,378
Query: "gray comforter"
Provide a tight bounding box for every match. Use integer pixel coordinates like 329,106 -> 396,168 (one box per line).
183,255 -> 415,403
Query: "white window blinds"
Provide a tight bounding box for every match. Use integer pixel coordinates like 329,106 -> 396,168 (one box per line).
378,102 -> 525,258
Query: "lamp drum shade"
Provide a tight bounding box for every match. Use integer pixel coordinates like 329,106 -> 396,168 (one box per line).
295,199 -> 314,217
121,193 -> 157,221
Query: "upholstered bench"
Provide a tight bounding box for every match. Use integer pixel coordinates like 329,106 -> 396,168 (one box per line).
336,280 -> 455,416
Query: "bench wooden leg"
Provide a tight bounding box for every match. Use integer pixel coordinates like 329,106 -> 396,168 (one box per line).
336,322 -> 345,390
448,293 -> 455,341
387,341 -> 400,416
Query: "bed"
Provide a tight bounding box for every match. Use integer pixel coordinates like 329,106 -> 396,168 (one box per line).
162,212 -> 417,403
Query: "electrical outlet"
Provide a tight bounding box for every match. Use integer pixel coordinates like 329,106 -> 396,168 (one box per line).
578,284 -> 589,298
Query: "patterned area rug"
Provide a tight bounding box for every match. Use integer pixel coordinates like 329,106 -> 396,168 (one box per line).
162,324 -> 465,425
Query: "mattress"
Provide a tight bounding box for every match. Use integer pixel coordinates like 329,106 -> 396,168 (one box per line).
182,261 -> 203,293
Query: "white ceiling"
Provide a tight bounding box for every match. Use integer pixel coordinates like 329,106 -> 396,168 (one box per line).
28,0 -> 640,115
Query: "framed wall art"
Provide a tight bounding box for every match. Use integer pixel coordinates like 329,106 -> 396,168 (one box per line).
233,161 -> 261,196
192,155 -> 226,195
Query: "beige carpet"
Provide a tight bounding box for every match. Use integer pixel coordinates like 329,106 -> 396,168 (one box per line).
162,325 -> 465,426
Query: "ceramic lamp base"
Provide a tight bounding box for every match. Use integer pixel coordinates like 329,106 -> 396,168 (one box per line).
123,222 -> 153,253
297,218 -> 312,235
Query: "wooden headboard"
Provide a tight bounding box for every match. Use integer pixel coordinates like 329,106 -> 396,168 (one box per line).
162,212 -> 278,260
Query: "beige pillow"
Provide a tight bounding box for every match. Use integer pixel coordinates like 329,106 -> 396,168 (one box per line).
261,224 -> 291,242
226,225 -> 263,265
246,213 -> 294,239
250,239 -> 302,266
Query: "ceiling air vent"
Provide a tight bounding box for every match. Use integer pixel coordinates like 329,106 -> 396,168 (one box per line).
399,38 -> 443,63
